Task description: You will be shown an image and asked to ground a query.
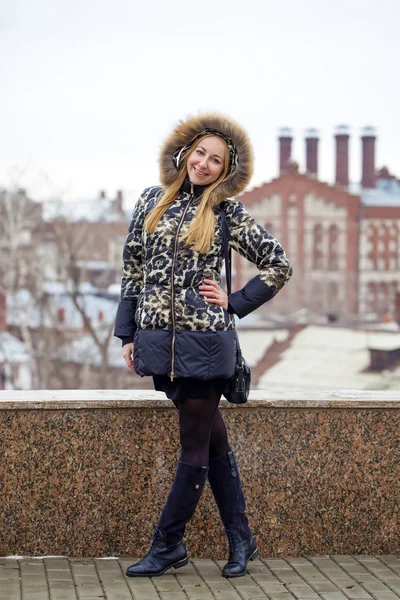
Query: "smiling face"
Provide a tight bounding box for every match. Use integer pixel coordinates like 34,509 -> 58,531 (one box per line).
186,135 -> 227,186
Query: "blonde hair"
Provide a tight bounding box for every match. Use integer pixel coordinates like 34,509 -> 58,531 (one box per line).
145,135 -> 230,254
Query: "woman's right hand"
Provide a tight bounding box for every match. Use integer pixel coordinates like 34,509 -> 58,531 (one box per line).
122,342 -> 135,373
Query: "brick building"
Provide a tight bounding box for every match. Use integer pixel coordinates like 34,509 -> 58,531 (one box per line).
238,126 -> 400,319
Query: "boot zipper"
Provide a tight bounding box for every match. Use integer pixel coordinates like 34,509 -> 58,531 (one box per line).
170,184 -> 194,381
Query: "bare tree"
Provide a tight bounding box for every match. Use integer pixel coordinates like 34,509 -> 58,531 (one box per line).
50,217 -> 116,388
0,185 -> 47,388
0,180 -> 120,389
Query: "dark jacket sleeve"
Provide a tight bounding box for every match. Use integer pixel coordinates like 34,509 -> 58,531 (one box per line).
224,199 -> 293,319
114,189 -> 148,344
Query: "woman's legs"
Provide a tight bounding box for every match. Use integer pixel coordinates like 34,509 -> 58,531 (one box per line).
126,458 -> 208,577
208,409 -> 232,460
127,393 -> 223,577
171,400 -> 231,463
127,391 -> 255,578
176,396 -> 257,578
175,395 -> 257,577
208,451 -> 258,577
177,395 -> 223,465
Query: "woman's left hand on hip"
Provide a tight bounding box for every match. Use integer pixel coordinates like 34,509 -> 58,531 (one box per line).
198,278 -> 228,310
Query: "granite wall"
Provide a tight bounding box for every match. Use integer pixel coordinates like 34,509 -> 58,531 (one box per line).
0,390 -> 399,558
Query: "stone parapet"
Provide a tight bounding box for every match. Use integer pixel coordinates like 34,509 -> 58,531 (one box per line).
0,390 -> 399,558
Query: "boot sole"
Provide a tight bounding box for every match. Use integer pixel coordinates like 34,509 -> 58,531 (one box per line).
126,556 -> 189,578
222,548 -> 259,578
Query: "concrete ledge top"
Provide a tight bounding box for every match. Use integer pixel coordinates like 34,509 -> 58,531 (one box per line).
0,389 -> 399,409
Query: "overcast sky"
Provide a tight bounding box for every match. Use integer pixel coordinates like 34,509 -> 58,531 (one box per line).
2,0 -> 399,205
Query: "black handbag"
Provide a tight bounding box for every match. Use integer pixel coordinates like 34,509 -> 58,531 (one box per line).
220,207 -> 251,404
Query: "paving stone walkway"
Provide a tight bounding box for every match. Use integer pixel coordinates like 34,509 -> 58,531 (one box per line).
0,555 -> 399,600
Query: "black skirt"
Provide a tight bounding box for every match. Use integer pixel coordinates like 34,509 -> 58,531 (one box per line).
153,375 -> 227,402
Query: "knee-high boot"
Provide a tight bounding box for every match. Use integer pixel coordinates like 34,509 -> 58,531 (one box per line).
208,451 -> 258,578
126,460 -> 208,577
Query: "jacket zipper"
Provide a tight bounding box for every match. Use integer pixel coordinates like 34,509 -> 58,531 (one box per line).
170,184 -> 194,381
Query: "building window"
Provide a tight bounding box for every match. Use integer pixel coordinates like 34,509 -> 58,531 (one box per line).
327,281 -> 340,313
381,225 -> 391,270
377,281 -> 389,316
310,280 -> 323,312
367,282 -> 378,314
313,224 -> 323,270
376,223 -> 398,271
367,225 -> 378,270
388,281 -> 398,316
388,225 -> 398,271
328,224 -> 339,271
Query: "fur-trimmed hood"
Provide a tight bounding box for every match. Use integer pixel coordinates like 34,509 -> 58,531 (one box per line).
159,112 -> 254,203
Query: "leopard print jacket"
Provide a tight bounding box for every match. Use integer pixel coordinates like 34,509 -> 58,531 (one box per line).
114,183 -> 293,380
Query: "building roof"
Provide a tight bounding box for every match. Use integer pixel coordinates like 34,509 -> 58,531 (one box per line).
76,260 -> 115,271
241,171 -> 361,215
0,332 -> 30,363
258,325 -> 399,391
7,288 -> 117,329
367,332 -> 400,351
349,178 -> 400,207
61,334 -> 126,369
243,171 -> 400,209
42,194 -> 132,223
361,189 -> 400,207
236,329 -> 289,367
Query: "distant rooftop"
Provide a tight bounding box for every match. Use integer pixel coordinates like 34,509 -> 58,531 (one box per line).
42,190 -> 134,222
7,287 -> 118,329
0,332 -> 30,363
259,325 -> 400,391
349,176 -> 400,207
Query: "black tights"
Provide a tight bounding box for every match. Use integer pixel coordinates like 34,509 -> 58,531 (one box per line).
172,397 -> 231,466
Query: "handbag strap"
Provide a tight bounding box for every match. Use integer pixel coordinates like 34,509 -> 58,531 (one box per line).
220,205 -> 243,359
220,205 -> 232,296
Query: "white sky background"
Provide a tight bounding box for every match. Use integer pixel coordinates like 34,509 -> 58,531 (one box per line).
1,0 -> 400,207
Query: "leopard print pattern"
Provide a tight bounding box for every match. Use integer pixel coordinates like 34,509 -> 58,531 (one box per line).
120,186 -> 292,333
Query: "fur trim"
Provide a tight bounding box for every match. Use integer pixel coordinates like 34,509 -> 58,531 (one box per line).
159,112 -> 254,202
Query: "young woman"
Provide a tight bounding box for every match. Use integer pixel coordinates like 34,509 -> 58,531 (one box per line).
114,113 -> 292,578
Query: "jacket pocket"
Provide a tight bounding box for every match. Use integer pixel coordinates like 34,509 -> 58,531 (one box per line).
133,329 -> 172,376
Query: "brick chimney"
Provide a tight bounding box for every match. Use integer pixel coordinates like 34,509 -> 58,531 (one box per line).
115,190 -> 124,215
335,125 -> 350,187
361,126 -> 376,189
278,128 -> 293,174
0,292 -> 6,332
57,307 -> 65,324
305,128 -> 319,177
